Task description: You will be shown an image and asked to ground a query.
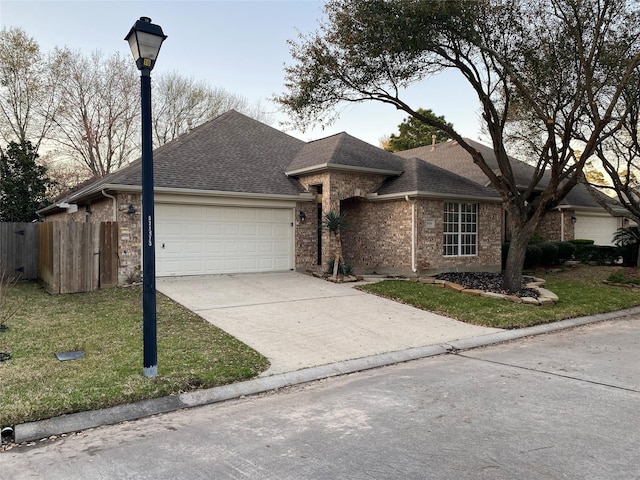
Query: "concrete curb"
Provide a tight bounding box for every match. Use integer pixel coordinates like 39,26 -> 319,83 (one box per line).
13,306 -> 640,444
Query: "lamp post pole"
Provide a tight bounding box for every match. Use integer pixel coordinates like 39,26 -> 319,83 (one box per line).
140,65 -> 157,378
125,17 -> 167,378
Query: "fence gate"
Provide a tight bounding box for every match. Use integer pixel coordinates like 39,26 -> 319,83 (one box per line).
38,221 -> 118,294
0,222 -> 38,280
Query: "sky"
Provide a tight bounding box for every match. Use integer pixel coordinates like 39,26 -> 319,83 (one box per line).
0,0 -> 485,147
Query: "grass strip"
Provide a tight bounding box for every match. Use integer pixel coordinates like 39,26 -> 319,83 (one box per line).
359,266 -> 640,329
0,283 -> 268,427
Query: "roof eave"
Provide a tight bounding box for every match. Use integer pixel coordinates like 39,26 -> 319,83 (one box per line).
286,163 -> 402,177
368,190 -> 503,203
555,204 -> 628,215
153,186 -> 315,201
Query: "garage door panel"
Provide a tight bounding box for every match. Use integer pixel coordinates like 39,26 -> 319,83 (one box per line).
185,242 -> 204,254
574,215 -> 620,246
156,204 -> 294,276
205,241 -> 223,254
224,224 -> 240,235
185,224 -> 204,236
242,225 -> 257,235
206,224 -> 223,235
163,243 -> 182,254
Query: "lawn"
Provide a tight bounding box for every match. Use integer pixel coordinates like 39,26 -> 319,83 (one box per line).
0,282 -> 269,428
359,265 -> 640,329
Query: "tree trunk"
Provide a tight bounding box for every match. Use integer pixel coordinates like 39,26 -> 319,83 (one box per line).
503,216 -> 538,293
332,232 -> 343,278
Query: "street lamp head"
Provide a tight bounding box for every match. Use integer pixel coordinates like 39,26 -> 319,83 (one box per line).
125,17 -> 167,71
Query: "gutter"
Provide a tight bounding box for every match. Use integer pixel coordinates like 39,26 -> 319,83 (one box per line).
405,195 -> 417,273
101,190 -> 117,221
369,190 -> 502,203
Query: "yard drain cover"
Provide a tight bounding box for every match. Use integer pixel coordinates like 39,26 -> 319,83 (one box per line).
55,351 -> 85,361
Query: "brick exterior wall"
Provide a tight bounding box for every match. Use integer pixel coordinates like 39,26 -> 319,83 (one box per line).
296,170 -> 502,276
341,197 -> 502,276
296,171 -> 389,270
417,200 -> 502,274
295,199 -> 319,269
535,209 -> 576,242
45,193 -> 142,284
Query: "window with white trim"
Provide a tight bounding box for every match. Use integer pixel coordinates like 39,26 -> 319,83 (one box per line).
443,202 -> 478,256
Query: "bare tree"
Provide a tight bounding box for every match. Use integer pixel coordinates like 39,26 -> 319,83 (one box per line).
49,48 -> 139,177
0,27 -> 59,155
585,74 -> 640,224
152,71 -> 274,147
277,0 -> 640,292
40,151 -> 94,200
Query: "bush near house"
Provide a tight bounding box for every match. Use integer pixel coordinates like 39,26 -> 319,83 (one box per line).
501,240 -> 578,270
555,241 -> 576,264
569,239 -> 621,265
538,242 -> 559,266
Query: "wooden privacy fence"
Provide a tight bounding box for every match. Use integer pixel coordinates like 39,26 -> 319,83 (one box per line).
0,222 -> 38,280
38,221 -> 118,294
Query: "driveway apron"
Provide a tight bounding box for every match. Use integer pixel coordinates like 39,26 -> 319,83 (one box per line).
157,272 -> 501,375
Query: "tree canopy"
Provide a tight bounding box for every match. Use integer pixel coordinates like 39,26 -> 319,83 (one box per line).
384,108 -> 452,152
0,141 -> 50,222
277,0 -> 640,291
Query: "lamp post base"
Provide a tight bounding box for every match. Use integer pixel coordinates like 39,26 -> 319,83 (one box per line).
143,365 -> 158,378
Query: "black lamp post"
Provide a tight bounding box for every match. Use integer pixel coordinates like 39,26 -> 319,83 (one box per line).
125,17 -> 167,378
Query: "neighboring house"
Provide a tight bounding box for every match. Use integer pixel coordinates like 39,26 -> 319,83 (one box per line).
396,139 -> 630,246
38,110 -> 622,284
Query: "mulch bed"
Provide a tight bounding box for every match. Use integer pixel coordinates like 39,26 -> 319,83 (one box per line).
434,272 -> 540,298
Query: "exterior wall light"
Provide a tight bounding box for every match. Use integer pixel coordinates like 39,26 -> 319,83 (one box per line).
299,211 -> 306,223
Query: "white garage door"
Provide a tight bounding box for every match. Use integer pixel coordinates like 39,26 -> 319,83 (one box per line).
155,204 -> 293,276
574,214 -> 620,246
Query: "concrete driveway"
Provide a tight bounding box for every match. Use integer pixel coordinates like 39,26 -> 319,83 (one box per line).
157,272 -> 501,375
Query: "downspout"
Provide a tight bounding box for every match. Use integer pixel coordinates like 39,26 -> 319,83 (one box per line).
405,196 -> 417,274
101,190 -> 118,221
559,208 -> 565,241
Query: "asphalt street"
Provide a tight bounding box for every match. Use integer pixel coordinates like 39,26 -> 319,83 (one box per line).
2,316 -> 639,479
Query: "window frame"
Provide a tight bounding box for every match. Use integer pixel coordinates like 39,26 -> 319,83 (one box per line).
443,202 -> 478,257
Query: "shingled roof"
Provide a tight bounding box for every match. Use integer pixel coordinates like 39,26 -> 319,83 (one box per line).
44,110 -> 308,208
376,157 -> 500,200
396,138 -> 621,211
395,138 -> 537,188
286,132 -> 404,176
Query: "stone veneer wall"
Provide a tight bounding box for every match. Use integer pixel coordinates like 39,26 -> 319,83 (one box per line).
44,193 -> 142,284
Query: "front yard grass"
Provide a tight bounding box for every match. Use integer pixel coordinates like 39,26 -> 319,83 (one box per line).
0,283 -> 268,428
360,266 -> 640,329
